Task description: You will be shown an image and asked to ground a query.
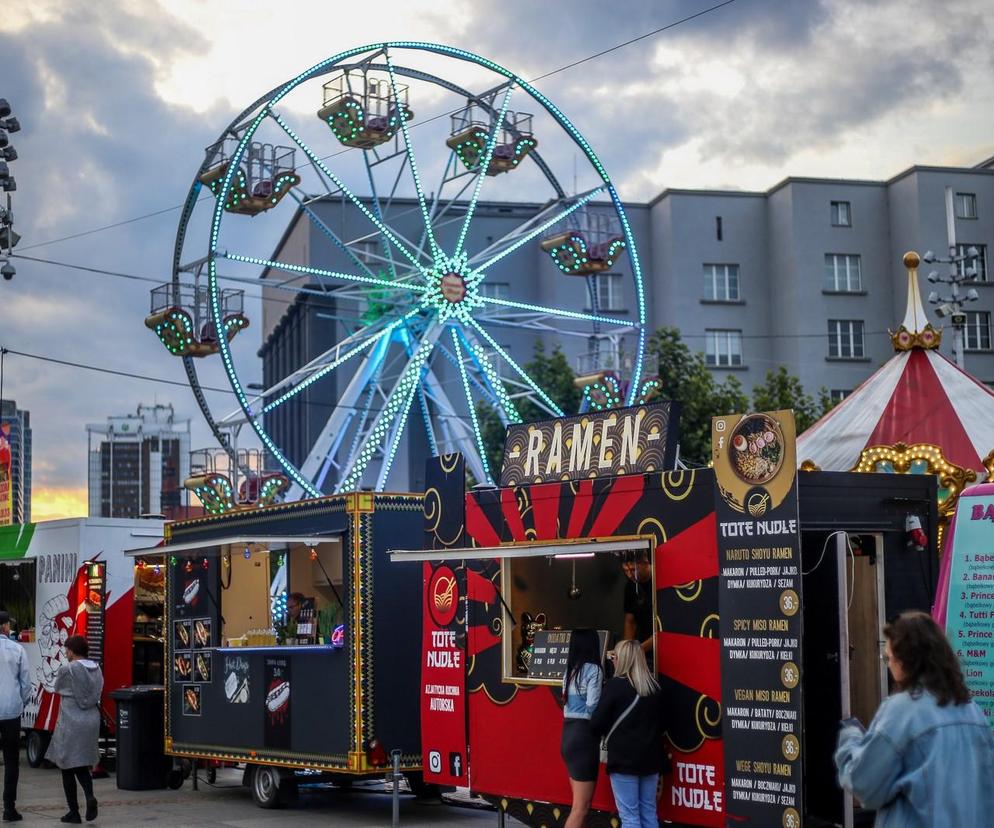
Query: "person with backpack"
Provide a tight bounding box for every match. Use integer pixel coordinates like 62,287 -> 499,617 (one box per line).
560,628 -> 604,828
591,638 -> 664,828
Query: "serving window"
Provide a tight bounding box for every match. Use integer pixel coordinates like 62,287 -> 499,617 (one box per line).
499,541 -> 649,686
0,560 -> 35,639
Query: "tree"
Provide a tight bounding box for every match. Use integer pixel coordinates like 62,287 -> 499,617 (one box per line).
476,341 -> 581,476
750,366 -> 835,432
647,327 -> 747,466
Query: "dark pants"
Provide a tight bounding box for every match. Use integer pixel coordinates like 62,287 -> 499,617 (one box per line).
0,716 -> 20,811
61,767 -> 93,813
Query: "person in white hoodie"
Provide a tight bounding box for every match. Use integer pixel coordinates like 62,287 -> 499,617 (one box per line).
46,635 -> 103,824
0,611 -> 32,823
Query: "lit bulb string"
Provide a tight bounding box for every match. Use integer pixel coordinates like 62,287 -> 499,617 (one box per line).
18,3 -> 739,255
456,325 -> 522,425
479,295 -> 629,328
385,51 -> 441,263
453,84 -> 515,259
222,252 -> 427,294
467,318 -> 565,417
396,324 -> 441,458
337,322 -> 440,492
470,188 -> 604,271
451,328 -> 494,485
259,309 -> 420,414
335,337 -> 395,485
609,181 -> 647,406
269,110 -> 426,273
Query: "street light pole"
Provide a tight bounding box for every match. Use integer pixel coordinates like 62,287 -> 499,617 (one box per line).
925,187 -> 980,371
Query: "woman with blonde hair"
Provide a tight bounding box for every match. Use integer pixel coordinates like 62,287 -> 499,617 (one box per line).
591,639 -> 665,828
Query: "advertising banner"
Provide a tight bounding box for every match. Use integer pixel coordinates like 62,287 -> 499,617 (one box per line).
263,655 -> 291,750
0,423 -> 12,526
420,560 -> 467,785
712,411 -> 804,828
944,491 -> 994,727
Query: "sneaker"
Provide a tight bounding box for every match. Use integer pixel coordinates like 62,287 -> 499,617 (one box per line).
85,799 -> 98,822
2,811 -> 21,823
60,812 -> 82,824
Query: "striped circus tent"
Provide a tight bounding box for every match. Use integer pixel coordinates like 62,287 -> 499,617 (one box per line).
797,253 -> 994,477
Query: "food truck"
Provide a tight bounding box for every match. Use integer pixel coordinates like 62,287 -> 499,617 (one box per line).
391,405 -> 939,827
0,518 -> 165,766
132,492 -> 423,808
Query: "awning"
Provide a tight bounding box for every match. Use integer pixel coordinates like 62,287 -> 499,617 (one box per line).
126,534 -> 341,557
389,537 -> 650,563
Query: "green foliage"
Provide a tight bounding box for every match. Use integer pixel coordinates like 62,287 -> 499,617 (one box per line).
477,341 -> 581,476
750,366 -> 836,432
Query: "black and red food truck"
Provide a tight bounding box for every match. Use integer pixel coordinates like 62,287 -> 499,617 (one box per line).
132,492 -> 425,808
391,404 -> 939,827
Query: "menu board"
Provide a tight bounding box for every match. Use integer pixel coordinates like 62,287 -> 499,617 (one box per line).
527,629 -> 609,682
945,493 -> 994,727
712,411 -> 803,828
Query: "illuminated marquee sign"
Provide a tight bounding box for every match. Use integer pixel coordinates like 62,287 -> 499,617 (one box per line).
499,402 -> 680,487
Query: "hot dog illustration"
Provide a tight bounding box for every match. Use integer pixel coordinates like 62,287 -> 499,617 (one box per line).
174,654 -> 191,678
266,680 -> 290,713
183,580 -> 200,605
184,687 -> 200,713
195,653 -> 210,681
176,622 -> 190,648
194,620 -> 210,647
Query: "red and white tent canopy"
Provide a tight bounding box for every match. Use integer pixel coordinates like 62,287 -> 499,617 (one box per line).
797,255 -> 994,475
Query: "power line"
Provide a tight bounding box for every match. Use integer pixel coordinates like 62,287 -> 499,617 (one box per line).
14,2 -> 738,252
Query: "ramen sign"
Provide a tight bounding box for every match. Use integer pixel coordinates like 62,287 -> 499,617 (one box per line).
499,402 -> 680,486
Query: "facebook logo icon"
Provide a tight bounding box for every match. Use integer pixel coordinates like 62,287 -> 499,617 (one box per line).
449,752 -> 463,778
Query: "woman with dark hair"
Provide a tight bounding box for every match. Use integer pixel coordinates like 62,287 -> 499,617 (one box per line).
46,635 -> 103,823
836,611 -> 994,826
560,628 -> 604,828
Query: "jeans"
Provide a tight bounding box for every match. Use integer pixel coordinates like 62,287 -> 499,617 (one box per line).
0,716 -> 19,811
610,772 -> 659,828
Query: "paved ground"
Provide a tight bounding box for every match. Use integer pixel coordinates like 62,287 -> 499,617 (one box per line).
7,764 -> 512,826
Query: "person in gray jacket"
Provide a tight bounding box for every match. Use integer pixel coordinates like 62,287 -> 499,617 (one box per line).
835,611 -> 994,827
46,635 -> 103,824
0,611 -> 32,822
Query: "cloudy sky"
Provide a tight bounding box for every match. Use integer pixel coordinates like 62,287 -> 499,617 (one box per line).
1,0 -> 992,520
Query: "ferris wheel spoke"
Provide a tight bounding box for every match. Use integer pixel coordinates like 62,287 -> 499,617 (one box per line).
479,296 -> 632,328
337,321 -> 442,492
469,187 -> 605,271
269,110 -> 425,271
221,252 -> 427,294
450,329 -> 494,485
287,188 -> 380,282
453,85 -> 514,259
468,319 -> 564,418
260,309 -> 421,417
456,326 -> 522,426
384,50 -> 441,262
361,149 -> 399,285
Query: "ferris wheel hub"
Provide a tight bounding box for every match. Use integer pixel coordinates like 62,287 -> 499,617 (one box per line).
440,272 -> 467,303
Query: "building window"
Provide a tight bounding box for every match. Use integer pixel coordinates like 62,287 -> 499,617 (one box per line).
830,389 -> 851,404
956,243 -> 988,282
587,273 -> 625,311
824,254 -> 862,292
955,192 -> 978,219
353,240 -> 381,266
830,201 -> 852,227
478,281 -> 510,300
705,329 -> 743,367
828,320 -> 865,359
703,264 -> 740,301
716,216 -> 723,241
965,311 -> 992,351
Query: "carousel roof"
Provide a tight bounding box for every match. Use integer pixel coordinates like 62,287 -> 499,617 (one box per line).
797,253 -> 994,474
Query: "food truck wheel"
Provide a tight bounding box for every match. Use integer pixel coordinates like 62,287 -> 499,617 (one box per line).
167,769 -> 184,790
250,765 -> 296,809
25,730 -> 50,768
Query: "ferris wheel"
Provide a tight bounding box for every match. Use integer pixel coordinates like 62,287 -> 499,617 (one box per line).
151,42 -> 647,500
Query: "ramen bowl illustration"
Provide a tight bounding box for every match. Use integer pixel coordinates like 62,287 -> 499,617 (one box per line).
728,414 -> 784,485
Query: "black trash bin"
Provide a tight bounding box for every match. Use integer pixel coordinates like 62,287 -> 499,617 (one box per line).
111,686 -> 171,790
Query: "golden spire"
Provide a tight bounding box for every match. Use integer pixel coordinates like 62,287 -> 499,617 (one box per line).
891,251 -> 941,351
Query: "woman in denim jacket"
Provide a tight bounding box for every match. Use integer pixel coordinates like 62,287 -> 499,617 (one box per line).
835,611 -> 994,827
561,629 -> 604,828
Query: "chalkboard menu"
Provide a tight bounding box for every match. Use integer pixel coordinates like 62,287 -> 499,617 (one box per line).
712,411 -> 804,828
945,492 -> 994,729
528,629 -> 609,681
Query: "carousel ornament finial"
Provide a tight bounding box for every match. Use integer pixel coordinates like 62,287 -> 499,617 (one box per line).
890,251 -> 942,351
